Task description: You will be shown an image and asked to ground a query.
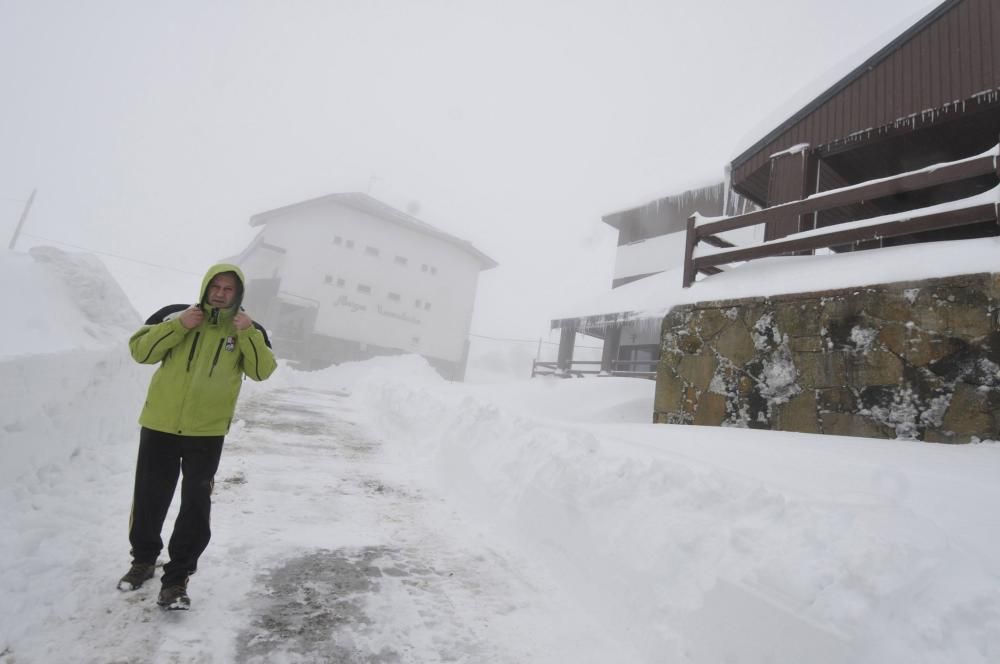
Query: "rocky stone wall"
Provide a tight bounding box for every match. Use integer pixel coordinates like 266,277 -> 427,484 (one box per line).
653,273 -> 1000,443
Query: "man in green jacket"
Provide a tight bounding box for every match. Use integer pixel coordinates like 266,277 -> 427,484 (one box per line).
118,263 -> 277,609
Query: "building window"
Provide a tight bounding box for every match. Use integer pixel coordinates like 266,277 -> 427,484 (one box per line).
424,302 -> 432,311
387,292 -> 400,302
336,278 -> 345,287
411,336 -> 420,345
357,284 -> 371,295
421,264 -> 428,272
394,255 -> 408,266
365,246 -> 380,257
430,266 -> 437,275
345,239 -> 355,249
333,235 -> 343,245
324,275 -> 333,284
414,298 -> 422,308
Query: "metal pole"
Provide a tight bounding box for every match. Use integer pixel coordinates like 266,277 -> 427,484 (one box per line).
8,188 -> 37,251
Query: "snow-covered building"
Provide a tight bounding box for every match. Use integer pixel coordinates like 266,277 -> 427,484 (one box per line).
233,193 -> 496,380
548,0 -> 1000,380
539,182 -> 754,378
729,0 -> 1000,246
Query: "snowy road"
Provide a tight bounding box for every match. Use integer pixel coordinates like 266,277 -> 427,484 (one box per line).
53,386 -> 629,664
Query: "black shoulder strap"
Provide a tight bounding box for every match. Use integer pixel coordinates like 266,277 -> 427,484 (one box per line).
145,304 -> 191,325
252,321 -> 273,349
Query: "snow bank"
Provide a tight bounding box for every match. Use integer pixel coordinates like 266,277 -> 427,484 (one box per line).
0,247 -> 152,656
0,247 -> 148,487
303,356 -> 1000,664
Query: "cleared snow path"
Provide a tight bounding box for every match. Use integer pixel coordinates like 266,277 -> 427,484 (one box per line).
41,386 -> 632,664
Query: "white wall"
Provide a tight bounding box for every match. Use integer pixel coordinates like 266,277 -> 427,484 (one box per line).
613,231 -> 686,281
245,201 -> 483,363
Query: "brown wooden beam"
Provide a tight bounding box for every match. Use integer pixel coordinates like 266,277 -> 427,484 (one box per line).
693,204 -> 997,271
697,152 -> 997,237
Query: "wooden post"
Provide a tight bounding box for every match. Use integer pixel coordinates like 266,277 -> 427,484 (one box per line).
682,214 -> 698,288
8,188 -> 36,251
600,325 -> 622,375
556,321 -> 577,375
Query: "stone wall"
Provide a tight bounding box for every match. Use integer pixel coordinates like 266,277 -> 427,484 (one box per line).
653,273 -> 1000,443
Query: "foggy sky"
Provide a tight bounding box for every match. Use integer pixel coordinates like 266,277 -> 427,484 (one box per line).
0,0 -> 941,340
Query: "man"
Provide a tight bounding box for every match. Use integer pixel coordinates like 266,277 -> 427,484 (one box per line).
118,263 -> 277,609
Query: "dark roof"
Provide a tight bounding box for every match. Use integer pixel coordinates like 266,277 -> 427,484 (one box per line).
731,0 -> 959,171
249,192 -> 497,270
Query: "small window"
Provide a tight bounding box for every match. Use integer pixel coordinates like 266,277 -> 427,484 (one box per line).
357,284 -> 371,295
333,236 -> 343,245
336,278 -> 345,287
430,266 -> 437,275
387,292 -> 400,302
421,264 -> 428,272
411,336 -> 420,345
394,255 -> 408,266
414,299 -> 422,308
323,275 -> 333,284
424,302 -> 431,311
365,246 -> 380,257
345,239 -> 355,249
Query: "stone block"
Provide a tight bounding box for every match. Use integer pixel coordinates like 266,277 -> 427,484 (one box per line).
677,354 -> 717,392
821,412 -> 892,439
693,392 -> 728,426
942,383 -> 997,438
774,391 -> 820,434
676,332 -> 704,355
654,370 -> 684,413
797,352 -> 848,389
775,301 -> 824,338
693,307 -> 732,341
849,350 -> 904,386
713,320 -> 756,367
945,305 -> 993,339
816,387 -> 856,413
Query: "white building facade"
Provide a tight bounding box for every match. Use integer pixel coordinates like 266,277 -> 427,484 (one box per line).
235,193 -> 496,380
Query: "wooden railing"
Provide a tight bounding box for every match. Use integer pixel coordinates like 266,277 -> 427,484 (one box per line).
530,359 -> 657,379
682,145 -> 1000,287
531,360 -> 601,378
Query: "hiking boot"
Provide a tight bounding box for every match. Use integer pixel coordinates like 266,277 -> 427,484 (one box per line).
157,582 -> 191,610
117,563 -> 156,591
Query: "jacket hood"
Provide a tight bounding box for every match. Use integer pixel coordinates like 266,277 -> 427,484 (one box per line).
199,263 -> 246,310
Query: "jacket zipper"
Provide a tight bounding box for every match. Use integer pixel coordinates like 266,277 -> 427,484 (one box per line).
140,329 -> 175,363
209,338 -> 225,377
186,332 -> 201,372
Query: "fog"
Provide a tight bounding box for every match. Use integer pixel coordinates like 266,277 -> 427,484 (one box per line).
1,0 -> 939,345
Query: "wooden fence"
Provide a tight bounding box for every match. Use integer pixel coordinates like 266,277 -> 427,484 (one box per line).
530,359 -> 656,379
682,144 -> 1000,287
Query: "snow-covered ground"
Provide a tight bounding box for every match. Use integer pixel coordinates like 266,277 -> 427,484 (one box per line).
2,247 -> 1000,663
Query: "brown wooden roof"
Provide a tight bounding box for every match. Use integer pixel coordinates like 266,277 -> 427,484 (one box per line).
731,0 -> 1000,205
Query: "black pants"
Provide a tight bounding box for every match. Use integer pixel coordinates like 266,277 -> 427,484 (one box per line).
128,427 -> 225,586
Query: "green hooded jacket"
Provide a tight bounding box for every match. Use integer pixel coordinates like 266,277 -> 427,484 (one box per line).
129,263 -> 277,436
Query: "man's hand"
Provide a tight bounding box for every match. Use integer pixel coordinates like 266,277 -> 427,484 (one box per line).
234,311 -> 253,331
179,305 -> 204,330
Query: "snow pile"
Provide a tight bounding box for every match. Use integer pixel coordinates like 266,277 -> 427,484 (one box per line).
330,358 -> 1000,663
0,248 -> 148,487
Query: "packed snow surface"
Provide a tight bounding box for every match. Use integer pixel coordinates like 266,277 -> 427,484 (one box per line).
2,247 -> 1000,663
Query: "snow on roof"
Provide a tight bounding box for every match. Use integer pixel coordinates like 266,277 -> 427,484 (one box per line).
249,192 -> 497,270
552,236 -> 1000,327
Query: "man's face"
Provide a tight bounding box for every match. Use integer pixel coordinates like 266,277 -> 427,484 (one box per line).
207,273 -> 239,309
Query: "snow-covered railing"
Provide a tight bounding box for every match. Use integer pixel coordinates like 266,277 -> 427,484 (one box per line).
682,144 -> 1000,287
530,359 -> 656,379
